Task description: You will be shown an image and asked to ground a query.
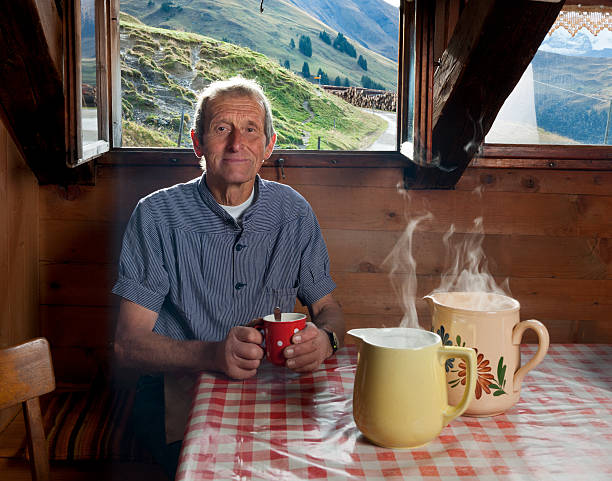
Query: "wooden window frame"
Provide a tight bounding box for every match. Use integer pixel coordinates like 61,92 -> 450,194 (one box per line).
65,0 -> 111,168
424,0 -> 612,173
100,0 -> 415,170
98,0 -> 611,178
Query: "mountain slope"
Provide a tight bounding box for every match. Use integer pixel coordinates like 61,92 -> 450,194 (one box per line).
532,50 -> 612,144
119,13 -> 386,149
120,0 -> 398,90
284,0 -> 399,61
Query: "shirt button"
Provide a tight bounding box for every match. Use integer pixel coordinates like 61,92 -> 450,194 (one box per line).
235,244 -> 243,251
235,282 -> 246,290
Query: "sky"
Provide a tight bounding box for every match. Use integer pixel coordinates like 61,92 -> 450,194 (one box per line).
382,0 -> 400,6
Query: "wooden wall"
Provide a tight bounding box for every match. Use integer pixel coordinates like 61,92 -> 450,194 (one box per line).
0,119 -> 39,429
38,160 -> 612,382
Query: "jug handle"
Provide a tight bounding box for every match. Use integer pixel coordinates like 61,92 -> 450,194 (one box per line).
439,346 -> 477,426
511,320 -> 550,393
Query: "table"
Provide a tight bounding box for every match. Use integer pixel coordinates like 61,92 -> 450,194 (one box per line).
177,344 -> 612,480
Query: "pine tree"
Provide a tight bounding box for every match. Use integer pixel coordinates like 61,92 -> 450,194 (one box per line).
334,76 -> 341,86
283,60 -> 290,70
317,68 -> 329,85
358,55 -> 368,71
301,62 -> 310,79
289,38 -> 295,49
299,35 -> 312,57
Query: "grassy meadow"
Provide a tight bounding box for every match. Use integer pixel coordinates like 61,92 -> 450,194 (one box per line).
120,13 -> 387,149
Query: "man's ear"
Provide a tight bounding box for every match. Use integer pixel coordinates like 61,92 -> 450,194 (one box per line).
263,133 -> 277,161
191,129 -> 203,157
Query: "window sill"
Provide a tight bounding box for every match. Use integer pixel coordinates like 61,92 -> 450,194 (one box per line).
100,149 -> 411,168
475,144 -> 612,170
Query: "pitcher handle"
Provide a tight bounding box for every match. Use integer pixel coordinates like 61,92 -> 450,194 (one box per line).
511,320 -> 550,393
439,346 -> 477,425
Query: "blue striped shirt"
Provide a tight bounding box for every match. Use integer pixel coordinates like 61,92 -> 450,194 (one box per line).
112,174 -> 336,342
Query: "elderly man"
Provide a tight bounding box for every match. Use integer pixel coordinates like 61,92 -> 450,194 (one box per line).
112,76 -> 344,479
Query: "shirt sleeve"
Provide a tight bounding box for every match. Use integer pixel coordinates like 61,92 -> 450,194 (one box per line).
296,206 -> 336,306
112,200 -> 170,312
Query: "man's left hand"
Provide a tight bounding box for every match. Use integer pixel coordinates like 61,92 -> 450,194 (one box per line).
283,322 -> 331,372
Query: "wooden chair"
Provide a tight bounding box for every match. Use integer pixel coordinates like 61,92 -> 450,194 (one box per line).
0,338 -> 55,481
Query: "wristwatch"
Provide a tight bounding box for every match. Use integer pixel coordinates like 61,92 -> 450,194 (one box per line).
323,329 -> 339,355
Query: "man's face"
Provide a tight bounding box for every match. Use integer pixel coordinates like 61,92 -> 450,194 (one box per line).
192,94 -> 276,188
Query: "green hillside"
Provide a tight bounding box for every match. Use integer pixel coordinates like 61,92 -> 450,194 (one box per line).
532,50 -> 612,144
120,0 -> 397,90
120,13 -> 387,149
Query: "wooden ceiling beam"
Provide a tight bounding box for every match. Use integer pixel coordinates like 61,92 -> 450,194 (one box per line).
405,0 -> 565,189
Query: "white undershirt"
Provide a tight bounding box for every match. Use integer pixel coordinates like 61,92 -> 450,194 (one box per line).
219,187 -> 255,223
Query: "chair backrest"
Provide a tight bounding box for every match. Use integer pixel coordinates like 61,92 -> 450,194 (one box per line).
0,337 -> 56,481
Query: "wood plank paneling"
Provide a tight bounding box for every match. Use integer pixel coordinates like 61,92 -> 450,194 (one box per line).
40,262 -> 118,307
37,163 -> 612,381
41,306 -> 117,347
43,176 -> 612,237
458,168 -> 612,196
326,230 -> 611,279
40,219 -> 124,264
39,261 -> 612,323
0,119 -> 38,431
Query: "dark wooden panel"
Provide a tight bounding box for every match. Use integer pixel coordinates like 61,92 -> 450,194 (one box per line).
41,305 -> 117,348
40,262 -> 119,307
457,168 -> 612,197
41,165 -> 612,239
40,219 -> 124,264
48,346 -> 111,384
326,230 -> 612,280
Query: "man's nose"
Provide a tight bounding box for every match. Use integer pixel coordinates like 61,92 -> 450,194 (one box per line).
227,128 -> 242,151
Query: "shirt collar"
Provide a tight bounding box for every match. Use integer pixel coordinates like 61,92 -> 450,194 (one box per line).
197,173 -> 264,226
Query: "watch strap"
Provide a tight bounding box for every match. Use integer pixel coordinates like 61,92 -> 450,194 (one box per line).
323,329 -> 338,355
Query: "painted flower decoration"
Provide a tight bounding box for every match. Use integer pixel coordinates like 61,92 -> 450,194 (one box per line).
457,349 -> 495,399
436,325 -> 454,372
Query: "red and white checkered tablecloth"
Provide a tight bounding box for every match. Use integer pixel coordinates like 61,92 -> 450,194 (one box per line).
177,344 -> 612,481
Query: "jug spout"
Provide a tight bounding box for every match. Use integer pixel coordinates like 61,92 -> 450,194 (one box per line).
347,328 -> 372,342
424,294 -> 435,312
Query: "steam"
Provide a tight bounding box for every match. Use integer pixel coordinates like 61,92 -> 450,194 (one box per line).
433,216 -> 511,309
384,187 -> 512,327
388,116 -> 511,324
383,202 -> 432,329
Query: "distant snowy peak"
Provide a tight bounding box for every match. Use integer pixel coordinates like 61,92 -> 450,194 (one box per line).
540,29 -> 612,58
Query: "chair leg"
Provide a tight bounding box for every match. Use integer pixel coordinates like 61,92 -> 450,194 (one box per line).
23,398 -> 50,481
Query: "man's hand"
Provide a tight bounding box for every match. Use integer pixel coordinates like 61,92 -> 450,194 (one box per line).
283,322 -> 332,373
214,326 -> 264,380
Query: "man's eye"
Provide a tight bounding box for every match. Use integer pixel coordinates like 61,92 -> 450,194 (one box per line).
247,127 -> 255,133
216,126 -> 229,133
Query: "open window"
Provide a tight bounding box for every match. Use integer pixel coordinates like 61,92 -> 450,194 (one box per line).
65,0 -> 111,167
75,1 -> 609,186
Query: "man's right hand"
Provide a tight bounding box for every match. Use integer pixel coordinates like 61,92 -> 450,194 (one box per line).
214,326 -> 264,380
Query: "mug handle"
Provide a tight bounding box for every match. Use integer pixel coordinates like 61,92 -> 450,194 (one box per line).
511,320 -> 550,392
439,346 -> 477,425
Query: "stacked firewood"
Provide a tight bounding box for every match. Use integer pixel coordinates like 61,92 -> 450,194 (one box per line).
324,86 -> 397,112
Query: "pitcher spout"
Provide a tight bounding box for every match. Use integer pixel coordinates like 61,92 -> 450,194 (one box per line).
423,294 -> 435,312
346,328 -> 372,343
